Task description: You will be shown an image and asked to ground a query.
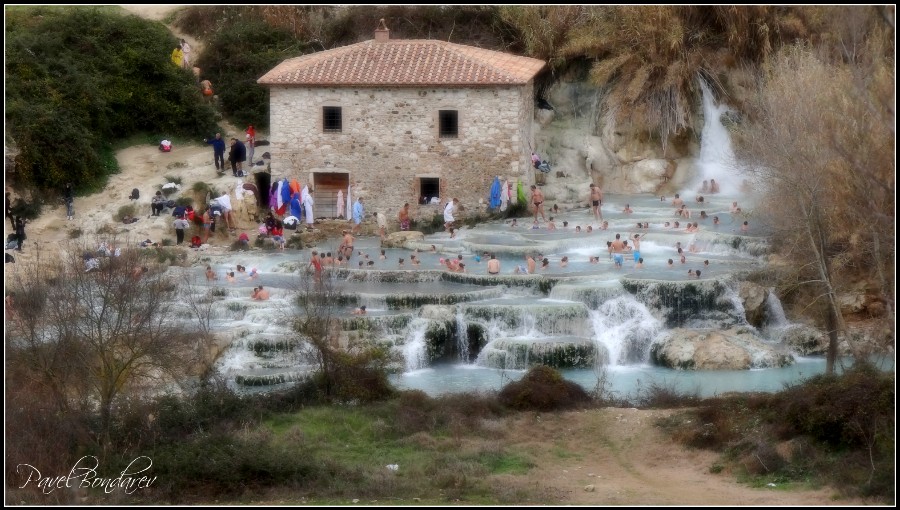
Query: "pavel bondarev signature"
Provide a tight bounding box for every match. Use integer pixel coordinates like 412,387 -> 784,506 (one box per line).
17,456 -> 157,495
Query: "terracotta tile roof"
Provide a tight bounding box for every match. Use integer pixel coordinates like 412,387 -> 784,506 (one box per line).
258,39 -> 545,87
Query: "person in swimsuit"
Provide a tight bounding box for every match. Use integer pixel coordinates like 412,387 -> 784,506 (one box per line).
487,253 -> 500,275
530,185 -> 546,222
339,230 -> 355,260
398,202 -> 411,231
589,183 -> 603,221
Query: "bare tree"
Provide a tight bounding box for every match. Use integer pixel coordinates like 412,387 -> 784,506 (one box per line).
179,269 -> 222,379
7,240 -> 194,441
289,260 -> 396,402
733,41 -> 894,373
6,251 -> 90,418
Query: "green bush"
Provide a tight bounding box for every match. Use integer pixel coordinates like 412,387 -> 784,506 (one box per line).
115,204 -> 137,222
174,196 -> 194,207
5,7 -> 218,193
194,19 -> 313,129
9,197 -> 43,221
498,365 -> 592,411
776,362 -> 894,447
192,181 -> 218,202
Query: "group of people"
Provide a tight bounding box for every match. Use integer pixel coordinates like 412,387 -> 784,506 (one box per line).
699,179 -> 721,194
204,130 -> 253,177
170,39 -> 192,69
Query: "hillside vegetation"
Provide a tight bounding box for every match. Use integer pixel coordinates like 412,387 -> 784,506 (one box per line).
5,6 -> 218,195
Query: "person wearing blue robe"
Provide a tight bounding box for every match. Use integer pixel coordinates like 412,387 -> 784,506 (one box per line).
290,192 -> 302,221
489,176 -> 501,210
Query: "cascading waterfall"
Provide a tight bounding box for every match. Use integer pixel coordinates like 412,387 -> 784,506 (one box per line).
763,290 -> 789,329
589,295 -> 661,365
402,319 -> 430,371
521,312 -> 539,337
191,166 -> 855,395
762,290 -> 794,343
692,78 -> 743,196
455,308 -> 470,362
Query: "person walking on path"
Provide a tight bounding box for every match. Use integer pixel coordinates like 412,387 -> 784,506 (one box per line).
204,133 -> 226,173
352,197 -> 364,235
14,216 -> 26,252
170,46 -> 183,67
200,78 -> 214,100
229,138 -> 247,177
173,216 -> 190,245
180,39 -> 192,69
64,183 -> 75,220
443,198 -> 459,232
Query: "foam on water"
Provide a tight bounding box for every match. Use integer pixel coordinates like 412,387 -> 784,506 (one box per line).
590,295 -> 661,365
402,319 -> 430,372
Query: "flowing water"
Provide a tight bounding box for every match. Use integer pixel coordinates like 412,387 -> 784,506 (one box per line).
184,75 -> 884,396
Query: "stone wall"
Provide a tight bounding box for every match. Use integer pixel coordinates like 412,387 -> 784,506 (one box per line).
268,85 -> 534,222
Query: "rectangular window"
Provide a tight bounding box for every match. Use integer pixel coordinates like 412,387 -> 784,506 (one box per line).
438,110 -> 458,139
419,177 -> 440,204
323,106 -> 342,133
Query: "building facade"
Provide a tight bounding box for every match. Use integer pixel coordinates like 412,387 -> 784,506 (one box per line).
258,24 -> 545,221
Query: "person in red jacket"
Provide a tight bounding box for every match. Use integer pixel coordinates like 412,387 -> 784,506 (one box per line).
245,124 -> 256,166
271,220 -> 285,250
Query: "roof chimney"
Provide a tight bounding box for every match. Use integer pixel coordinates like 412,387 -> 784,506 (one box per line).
374,18 -> 390,43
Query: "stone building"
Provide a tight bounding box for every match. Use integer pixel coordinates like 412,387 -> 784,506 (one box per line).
258,22 -> 545,221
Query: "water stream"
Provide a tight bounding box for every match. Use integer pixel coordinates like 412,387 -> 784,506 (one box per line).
180,76 -> 883,396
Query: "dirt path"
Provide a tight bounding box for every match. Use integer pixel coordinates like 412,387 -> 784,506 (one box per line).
497,408 -> 865,505
118,5 -> 202,55
4,5 -> 245,269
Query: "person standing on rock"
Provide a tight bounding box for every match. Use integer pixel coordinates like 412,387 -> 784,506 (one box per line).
530,185 -> 546,223
245,125 -> 256,166
14,216 -> 26,252
229,137 -> 247,177
204,133 -> 226,173
173,216 -> 190,245
398,203 -> 410,231
6,192 -> 15,228
589,183 -> 603,221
